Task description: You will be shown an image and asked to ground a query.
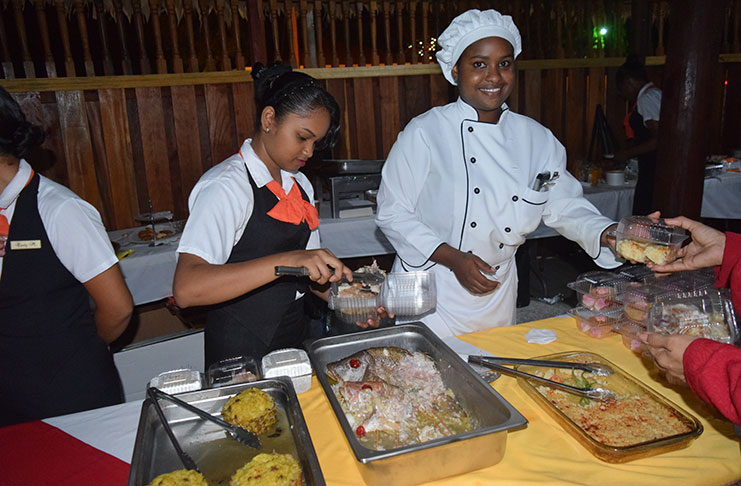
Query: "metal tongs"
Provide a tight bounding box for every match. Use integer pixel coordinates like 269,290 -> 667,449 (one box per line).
146,387 -> 200,472
148,387 -> 261,449
468,356 -> 617,402
274,265 -> 385,284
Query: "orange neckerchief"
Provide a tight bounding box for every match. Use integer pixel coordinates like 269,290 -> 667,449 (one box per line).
0,169 -> 35,237
264,178 -> 320,230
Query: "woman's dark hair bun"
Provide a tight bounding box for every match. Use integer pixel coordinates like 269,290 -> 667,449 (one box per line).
252,61 -> 294,102
0,87 -> 46,159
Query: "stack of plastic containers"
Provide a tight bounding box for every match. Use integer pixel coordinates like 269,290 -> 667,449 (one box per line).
647,290 -> 739,344
567,271 -> 627,338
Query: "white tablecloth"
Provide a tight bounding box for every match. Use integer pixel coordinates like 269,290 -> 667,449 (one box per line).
701,172 -> 741,219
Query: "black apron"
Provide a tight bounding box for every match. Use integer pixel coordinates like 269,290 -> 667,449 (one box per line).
0,173 -> 123,426
205,170 -> 312,369
628,108 -> 657,215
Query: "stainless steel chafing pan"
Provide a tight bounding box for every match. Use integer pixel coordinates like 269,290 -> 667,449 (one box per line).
128,377 -> 324,486
307,322 -> 528,486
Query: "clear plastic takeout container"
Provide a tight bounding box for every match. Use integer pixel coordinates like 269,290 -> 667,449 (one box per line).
567,271 -> 627,311
612,316 -> 648,354
568,305 -> 623,338
618,282 -> 681,323
262,348 -> 313,394
380,271 -> 436,317
206,355 -> 259,388
149,368 -> 203,394
647,290 -> 739,344
328,280 -> 382,322
614,216 -> 688,265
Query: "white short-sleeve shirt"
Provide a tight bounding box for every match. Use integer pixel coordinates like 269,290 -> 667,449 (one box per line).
636,83 -> 662,125
177,139 -> 320,265
0,159 -> 117,282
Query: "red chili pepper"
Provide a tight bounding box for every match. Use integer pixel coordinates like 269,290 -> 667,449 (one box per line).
355,425 -> 366,437
349,359 -> 361,369
361,384 -> 372,390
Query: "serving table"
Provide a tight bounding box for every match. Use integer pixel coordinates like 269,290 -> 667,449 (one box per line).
2,317 -> 739,486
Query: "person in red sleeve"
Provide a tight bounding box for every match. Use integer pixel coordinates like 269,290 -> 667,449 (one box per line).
639,216 -> 741,430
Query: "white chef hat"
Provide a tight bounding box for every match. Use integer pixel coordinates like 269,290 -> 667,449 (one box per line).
436,9 -> 522,85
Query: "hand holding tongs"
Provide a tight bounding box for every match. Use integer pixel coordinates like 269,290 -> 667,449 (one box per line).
274,266 -> 385,284
148,387 -> 261,449
468,356 -> 617,402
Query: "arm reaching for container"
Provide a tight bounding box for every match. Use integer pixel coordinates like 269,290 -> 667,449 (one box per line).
648,216 -> 726,273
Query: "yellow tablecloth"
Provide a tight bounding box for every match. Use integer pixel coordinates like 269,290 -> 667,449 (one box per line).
296,317 -> 741,486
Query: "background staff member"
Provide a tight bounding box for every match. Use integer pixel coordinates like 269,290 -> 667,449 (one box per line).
0,87 -> 132,426
174,63 -> 353,369
376,9 -> 619,338
613,55 -> 662,215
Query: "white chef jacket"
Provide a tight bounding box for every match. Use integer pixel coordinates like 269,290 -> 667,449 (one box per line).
376,98 -> 619,337
0,159 -> 117,282
636,82 -> 662,125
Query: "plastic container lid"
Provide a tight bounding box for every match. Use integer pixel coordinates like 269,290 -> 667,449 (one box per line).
262,348 -> 313,394
149,369 -> 203,394
206,356 -> 259,388
617,264 -> 655,282
615,216 -> 688,264
647,291 -> 739,344
381,271 -> 437,316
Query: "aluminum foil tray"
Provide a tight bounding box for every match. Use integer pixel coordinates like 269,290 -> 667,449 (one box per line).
128,377 -> 324,486
307,322 -> 527,486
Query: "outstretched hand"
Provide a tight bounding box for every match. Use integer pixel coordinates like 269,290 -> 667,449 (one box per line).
648,216 -> 725,274
638,332 -> 698,385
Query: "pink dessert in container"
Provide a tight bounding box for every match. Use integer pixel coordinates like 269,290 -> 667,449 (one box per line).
567,271 -> 627,312
568,305 -> 623,339
617,282 -> 680,324
612,317 -> 648,354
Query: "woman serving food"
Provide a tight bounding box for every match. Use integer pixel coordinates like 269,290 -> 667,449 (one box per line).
375,9 -> 620,337
174,62 -> 362,368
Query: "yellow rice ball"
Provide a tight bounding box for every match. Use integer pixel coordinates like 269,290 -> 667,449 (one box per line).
230,453 -> 302,486
147,469 -> 208,486
221,388 -> 277,435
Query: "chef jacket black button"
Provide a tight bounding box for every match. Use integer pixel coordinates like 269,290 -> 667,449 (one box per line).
470,157 -> 476,163
468,126 -> 474,132
504,227 -> 511,233
512,195 -> 518,202
499,243 -> 504,249
470,222 -> 477,228
467,250 -> 473,253
474,187 -> 480,194
495,265 -> 500,270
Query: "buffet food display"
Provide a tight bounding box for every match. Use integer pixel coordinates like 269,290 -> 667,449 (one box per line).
516,352 -> 703,462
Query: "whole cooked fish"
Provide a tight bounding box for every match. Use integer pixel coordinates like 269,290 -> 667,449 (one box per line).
327,347 -> 477,451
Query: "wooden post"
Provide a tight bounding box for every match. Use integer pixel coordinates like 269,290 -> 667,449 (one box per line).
230,0 -> 245,68
383,1 -> 392,64
32,0 -> 56,76
165,0 -> 184,72
396,0 -> 404,63
356,2 -> 366,65
215,0 -> 231,70
656,1 -> 667,56
13,0 -> 36,77
329,0 -> 339,66
409,0 -> 417,63
183,0 -> 199,72
630,0 -> 651,58
148,0 -> 168,73
342,0 -> 352,65
300,0 -> 311,66
370,0 -> 379,65
654,0 -> 729,217
421,1 -> 429,63
0,9 -> 15,78
93,0 -> 115,75
314,0 -> 325,66
199,0 -> 216,71
268,0 -> 281,62
132,0 -> 151,73
287,0 -> 298,67
112,0 -> 133,74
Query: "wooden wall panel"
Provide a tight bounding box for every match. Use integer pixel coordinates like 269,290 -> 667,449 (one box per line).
352,77 -> 376,159
55,90 -> 104,213
586,67 -> 606,155
401,75 -> 428,129
325,78 -> 350,159
565,69 -> 587,173
99,88 -> 138,229
204,84 -> 237,165
39,94 -> 69,186
542,68 -> 564,142
429,74 -> 450,108
134,87 -> 174,212
170,85 -> 204,213
232,82 -> 256,144
84,98 -> 115,228
523,69 -> 542,121
378,76 -> 400,158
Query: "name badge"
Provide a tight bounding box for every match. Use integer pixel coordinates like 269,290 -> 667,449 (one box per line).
10,240 -> 42,250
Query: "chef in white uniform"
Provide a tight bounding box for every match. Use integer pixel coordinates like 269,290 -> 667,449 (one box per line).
375,9 -> 620,338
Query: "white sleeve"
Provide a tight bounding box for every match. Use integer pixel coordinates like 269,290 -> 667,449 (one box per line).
307,228 -> 321,250
540,135 -> 621,268
637,89 -> 662,123
177,178 -> 252,265
375,125 -> 442,266
44,197 -> 118,283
